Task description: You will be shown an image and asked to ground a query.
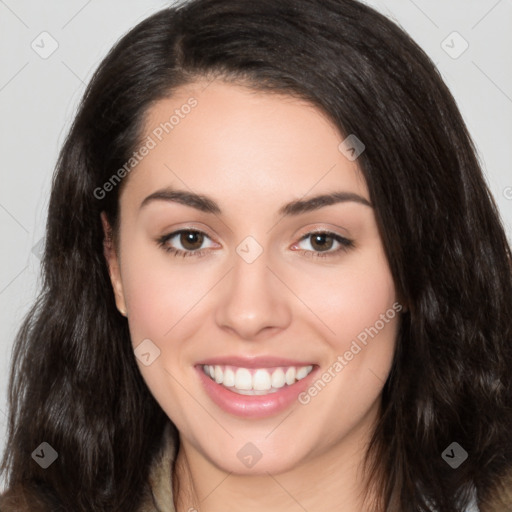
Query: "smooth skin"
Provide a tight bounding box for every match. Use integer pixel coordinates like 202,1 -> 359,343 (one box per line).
102,79 -> 401,512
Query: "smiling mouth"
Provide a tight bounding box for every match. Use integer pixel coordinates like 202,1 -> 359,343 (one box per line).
201,364 -> 314,395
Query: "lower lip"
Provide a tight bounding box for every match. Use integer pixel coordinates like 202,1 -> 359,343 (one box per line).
195,366 -> 318,418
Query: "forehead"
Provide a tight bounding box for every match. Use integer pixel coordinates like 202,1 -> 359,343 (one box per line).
120,80 -> 369,211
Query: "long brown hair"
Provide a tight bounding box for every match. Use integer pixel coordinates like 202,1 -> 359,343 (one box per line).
1,0 -> 511,510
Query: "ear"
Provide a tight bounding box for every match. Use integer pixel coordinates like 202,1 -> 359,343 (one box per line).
101,211 -> 127,317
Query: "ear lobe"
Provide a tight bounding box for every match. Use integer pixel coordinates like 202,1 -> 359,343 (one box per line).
100,211 -> 127,317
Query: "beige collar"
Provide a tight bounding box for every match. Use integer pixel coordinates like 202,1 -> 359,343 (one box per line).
136,422 -> 177,512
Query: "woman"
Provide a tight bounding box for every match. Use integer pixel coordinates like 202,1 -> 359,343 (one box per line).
1,0 -> 511,510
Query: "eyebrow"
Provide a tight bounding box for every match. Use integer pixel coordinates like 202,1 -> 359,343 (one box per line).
139,187 -> 372,216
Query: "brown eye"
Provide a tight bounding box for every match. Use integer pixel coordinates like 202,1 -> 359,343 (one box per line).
157,229 -> 216,258
293,231 -> 354,259
309,233 -> 335,252
179,231 -> 204,251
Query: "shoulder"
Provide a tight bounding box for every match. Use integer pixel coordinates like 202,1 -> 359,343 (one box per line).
478,468 -> 512,512
0,422 -> 179,512
0,489 -> 25,512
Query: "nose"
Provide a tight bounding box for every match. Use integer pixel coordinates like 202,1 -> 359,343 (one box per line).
214,245 -> 292,341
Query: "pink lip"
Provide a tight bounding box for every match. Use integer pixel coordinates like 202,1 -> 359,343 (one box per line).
196,355 -> 315,369
195,364 -> 318,419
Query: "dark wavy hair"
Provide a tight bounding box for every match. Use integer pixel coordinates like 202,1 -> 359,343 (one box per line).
1,0 -> 511,510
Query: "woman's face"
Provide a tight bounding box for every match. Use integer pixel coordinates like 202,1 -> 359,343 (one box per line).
103,79 -> 401,475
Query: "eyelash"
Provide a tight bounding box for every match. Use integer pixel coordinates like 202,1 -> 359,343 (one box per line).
156,229 -> 354,259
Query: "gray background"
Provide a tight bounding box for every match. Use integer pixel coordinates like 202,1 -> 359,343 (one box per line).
1,0 -> 511,491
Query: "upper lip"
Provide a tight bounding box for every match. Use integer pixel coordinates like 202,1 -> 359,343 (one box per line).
196,356 -> 316,368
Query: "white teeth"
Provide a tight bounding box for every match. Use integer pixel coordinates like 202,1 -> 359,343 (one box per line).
235,388 -> 273,396
223,367 -> 235,387
253,369 -> 272,391
235,368 -> 253,390
296,366 -> 312,380
201,364 -> 314,395
285,367 -> 296,385
214,365 -> 223,384
271,368 -> 286,388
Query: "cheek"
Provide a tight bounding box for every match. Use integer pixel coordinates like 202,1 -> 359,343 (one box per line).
118,239 -> 208,346
292,241 -> 398,349
335,264 -> 397,347
294,246 -> 400,427
121,232 -> 398,352
117,245 -> 207,419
